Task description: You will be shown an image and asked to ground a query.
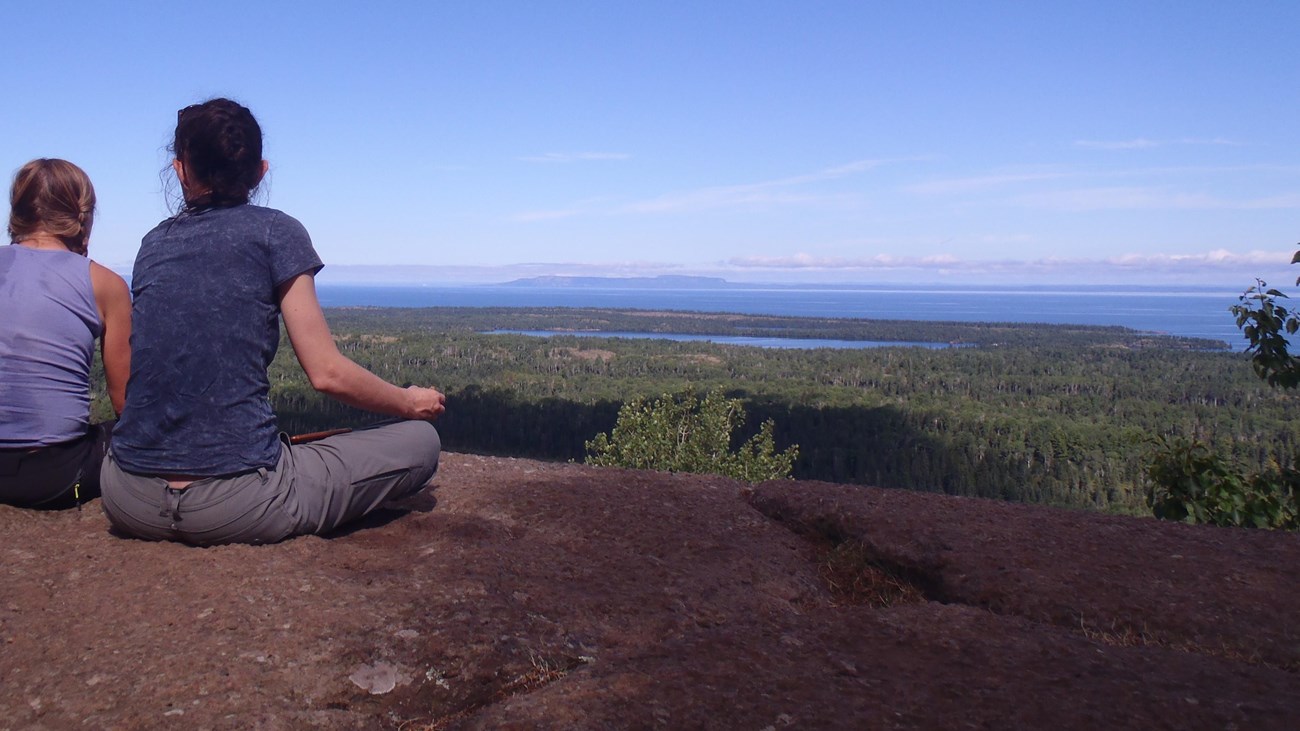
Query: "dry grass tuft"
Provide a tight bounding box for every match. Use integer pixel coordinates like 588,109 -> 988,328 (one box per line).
413,654 -> 589,731
820,541 -> 926,608
1074,615 -> 1293,671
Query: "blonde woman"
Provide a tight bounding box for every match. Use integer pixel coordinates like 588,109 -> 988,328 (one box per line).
0,159 -> 131,508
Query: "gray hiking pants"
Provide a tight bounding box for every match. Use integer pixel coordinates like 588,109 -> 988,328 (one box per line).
100,420 -> 440,546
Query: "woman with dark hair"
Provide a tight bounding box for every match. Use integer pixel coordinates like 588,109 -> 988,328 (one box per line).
1,159 -> 131,508
102,98 -> 445,545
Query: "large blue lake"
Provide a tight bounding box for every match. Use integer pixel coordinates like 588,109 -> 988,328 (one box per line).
316,284 -> 1255,350
484,330 -> 959,350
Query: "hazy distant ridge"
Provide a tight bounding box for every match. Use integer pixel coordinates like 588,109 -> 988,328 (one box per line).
502,275 -> 732,289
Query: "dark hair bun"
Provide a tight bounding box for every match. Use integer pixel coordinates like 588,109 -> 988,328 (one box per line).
172,99 -> 263,210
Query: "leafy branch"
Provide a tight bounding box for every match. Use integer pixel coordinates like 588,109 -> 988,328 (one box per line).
1229,247 -> 1300,388
1147,243 -> 1300,529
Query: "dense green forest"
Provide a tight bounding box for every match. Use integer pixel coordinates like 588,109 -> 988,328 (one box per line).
248,307 -> 1295,515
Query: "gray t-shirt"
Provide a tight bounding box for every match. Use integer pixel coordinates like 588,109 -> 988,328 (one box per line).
112,205 -> 323,475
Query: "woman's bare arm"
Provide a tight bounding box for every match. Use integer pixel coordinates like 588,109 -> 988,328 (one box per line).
277,273 -> 446,420
90,261 -> 131,416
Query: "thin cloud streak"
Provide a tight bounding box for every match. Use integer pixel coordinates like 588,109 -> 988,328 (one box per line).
513,195 -> 621,222
618,190 -> 845,214
1074,137 -> 1242,150
315,249 -> 1300,286
512,208 -> 586,221
515,158 -> 903,219
907,163 -> 1298,197
518,152 -> 632,163
727,249 -> 1293,271
619,158 -> 891,214
906,171 -> 1069,195
1007,187 -> 1300,211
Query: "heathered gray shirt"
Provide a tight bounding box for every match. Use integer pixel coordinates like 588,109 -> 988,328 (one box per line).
0,246 -> 101,447
112,205 -> 322,475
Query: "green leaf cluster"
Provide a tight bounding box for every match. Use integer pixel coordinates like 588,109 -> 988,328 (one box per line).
1231,264 -> 1300,389
1147,438 -> 1298,529
1147,244 -> 1300,530
585,388 -> 798,482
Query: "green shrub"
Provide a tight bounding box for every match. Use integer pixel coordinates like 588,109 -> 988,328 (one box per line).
585,387 -> 798,482
1147,244 -> 1300,530
1147,438 -> 1298,529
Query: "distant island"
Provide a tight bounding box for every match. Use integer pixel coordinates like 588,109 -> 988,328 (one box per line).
501,275 -> 732,289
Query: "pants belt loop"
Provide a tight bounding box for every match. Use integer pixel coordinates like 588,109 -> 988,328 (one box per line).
159,487 -> 183,528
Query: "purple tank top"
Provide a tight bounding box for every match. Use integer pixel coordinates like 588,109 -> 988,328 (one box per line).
0,246 -> 102,447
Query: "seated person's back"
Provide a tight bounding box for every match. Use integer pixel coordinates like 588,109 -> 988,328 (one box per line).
100,98 -> 445,545
0,159 -> 131,508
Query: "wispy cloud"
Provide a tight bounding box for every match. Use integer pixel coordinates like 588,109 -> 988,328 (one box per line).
1073,137 -> 1242,150
513,195 -> 622,222
1103,249 -> 1288,267
514,158 -> 902,220
518,152 -> 631,163
512,208 -> 587,222
1238,192 -> 1300,209
1007,186 -> 1300,211
318,249 -> 1300,287
618,190 -> 842,214
1009,187 -> 1220,211
620,158 -> 892,214
319,260 -> 691,285
905,171 -> 1069,195
728,253 -> 963,270
727,249 -> 1295,273
906,163 -> 1295,197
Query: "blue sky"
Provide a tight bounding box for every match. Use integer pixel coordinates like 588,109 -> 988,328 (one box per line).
4,1 -> 1298,285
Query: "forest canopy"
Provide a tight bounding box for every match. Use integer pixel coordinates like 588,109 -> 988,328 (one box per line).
91,307 -> 1288,515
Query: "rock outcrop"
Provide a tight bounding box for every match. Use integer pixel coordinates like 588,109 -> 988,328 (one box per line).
2,453 -> 1297,730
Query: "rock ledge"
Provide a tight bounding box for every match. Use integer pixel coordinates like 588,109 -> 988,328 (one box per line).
2,453 -> 1296,730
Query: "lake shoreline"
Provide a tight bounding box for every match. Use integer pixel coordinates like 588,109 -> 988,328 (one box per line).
317,283 -> 1247,349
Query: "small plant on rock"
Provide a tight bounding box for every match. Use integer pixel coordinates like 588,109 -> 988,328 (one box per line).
585,387 -> 798,482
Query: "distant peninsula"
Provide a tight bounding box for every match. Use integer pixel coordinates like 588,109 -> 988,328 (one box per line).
501,274 -> 733,289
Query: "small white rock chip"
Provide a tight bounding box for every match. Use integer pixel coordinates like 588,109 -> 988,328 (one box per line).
349,662 -> 408,695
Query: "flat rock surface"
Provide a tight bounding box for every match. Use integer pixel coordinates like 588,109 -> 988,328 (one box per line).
1,453 -> 1297,730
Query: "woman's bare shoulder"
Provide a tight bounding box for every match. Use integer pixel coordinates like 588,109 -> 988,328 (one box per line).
88,260 -> 130,297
